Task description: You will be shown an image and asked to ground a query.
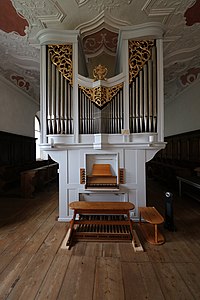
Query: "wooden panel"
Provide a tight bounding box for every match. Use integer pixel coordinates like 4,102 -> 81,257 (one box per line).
147,130 -> 200,186
174,262 -> 200,299
36,249 -> 72,299
69,201 -> 134,211
153,262 -> 195,299
94,257 -> 124,300
92,164 -> 113,176
57,256 -> 96,300
122,262 -> 165,300
80,168 -> 86,184
139,207 -> 164,224
0,130 -> 36,166
119,168 -> 125,184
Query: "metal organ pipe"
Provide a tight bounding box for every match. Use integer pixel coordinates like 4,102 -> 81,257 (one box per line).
79,88 -> 82,134
67,80 -> 72,134
139,70 -> 144,132
78,88 -> 124,134
51,63 -> 56,134
152,45 -> 157,132
148,58 -> 153,132
55,70 -> 60,134
64,79 -> 68,134
116,94 -> 119,133
60,74 -> 64,134
47,50 -> 52,134
135,77 -> 139,133
143,64 -> 148,132
119,93 -> 123,133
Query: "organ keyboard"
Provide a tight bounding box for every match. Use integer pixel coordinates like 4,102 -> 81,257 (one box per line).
86,164 -> 119,189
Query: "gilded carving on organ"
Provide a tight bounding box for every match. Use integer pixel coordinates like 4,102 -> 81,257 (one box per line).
129,40 -> 154,84
48,44 -> 73,85
79,83 -> 123,109
93,64 -> 108,81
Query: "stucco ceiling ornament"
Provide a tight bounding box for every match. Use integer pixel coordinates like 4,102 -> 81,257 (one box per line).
142,0 -> 185,17
75,0 -> 89,6
88,0 -> 133,12
11,0 -> 66,39
0,30 -> 40,100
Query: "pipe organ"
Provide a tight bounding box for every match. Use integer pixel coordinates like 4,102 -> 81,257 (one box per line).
38,23 -> 165,221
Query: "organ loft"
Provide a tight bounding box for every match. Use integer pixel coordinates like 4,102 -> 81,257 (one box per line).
37,20 -> 165,221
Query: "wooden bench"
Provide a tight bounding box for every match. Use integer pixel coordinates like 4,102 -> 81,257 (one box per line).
21,163 -> 58,198
177,176 -> 200,201
139,207 -> 165,245
62,201 -> 143,252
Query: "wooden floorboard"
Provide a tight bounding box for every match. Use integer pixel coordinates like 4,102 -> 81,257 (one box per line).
0,180 -> 200,299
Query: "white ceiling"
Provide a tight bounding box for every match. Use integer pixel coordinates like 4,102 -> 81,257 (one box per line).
0,0 -> 200,104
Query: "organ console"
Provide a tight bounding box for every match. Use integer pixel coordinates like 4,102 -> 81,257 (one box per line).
80,164 -> 125,190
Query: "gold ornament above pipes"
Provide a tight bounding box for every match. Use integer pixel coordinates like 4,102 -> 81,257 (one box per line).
93,64 -> 108,81
129,40 -> 154,84
79,83 -> 123,109
48,44 -> 73,85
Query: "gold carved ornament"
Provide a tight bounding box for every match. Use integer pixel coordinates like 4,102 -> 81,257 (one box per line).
93,64 -> 108,81
129,40 -> 154,84
79,83 -> 123,109
48,44 -> 73,85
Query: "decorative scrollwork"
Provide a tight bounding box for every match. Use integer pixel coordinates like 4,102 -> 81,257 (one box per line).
48,44 -> 73,85
129,40 -> 154,84
79,83 -> 123,109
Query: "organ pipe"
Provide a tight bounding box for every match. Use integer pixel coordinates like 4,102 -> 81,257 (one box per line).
45,40 -> 157,136
60,74 -> 64,133
152,45 -> 157,132
135,77 -> 139,133
139,70 -> 144,132
129,43 -> 157,133
51,63 -> 56,134
56,69 -> 60,134
46,45 -> 73,135
143,64 -> 148,132
47,49 -> 52,134
78,88 -> 124,134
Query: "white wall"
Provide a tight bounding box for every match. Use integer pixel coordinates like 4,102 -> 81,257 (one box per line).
0,76 -> 39,137
164,80 -> 200,137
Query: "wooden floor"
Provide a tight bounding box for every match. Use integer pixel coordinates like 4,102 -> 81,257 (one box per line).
0,180 -> 200,300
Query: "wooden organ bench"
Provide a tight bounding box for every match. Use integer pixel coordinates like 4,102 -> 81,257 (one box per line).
139,207 -> 165,245
63,201 -> 143,252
